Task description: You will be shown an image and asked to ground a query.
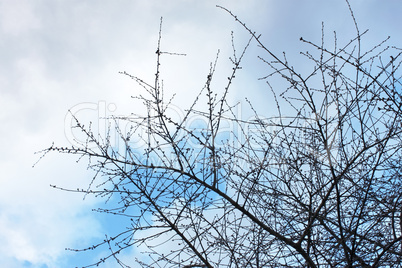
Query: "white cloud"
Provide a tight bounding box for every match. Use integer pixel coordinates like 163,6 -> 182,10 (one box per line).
0,0 -> 41,36
0,0 -> 401,267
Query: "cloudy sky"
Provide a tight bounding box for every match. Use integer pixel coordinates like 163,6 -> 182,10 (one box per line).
1,0 -> 401,267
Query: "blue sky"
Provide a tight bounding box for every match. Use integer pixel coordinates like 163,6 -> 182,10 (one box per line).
0,0 -> 401,267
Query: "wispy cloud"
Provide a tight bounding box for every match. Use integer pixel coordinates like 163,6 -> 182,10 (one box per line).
0,0 -> 400,267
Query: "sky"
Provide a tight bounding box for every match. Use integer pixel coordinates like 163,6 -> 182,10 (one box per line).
0,0 -> 401,267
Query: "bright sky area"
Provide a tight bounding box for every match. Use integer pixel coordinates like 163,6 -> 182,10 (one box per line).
0,0 -> 401,267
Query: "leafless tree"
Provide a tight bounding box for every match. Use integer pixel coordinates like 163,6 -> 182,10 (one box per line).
38,2 -> 402,267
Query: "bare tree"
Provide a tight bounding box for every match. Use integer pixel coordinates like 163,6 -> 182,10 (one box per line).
38,2 -> 402,267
